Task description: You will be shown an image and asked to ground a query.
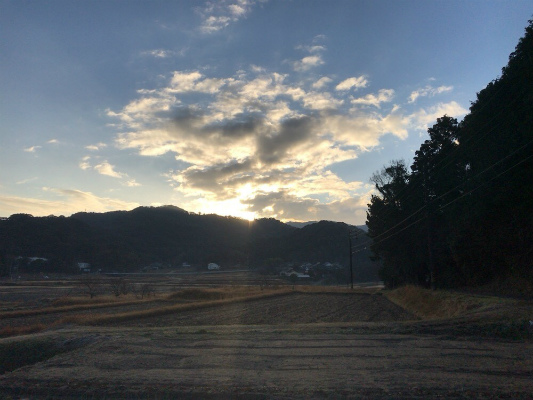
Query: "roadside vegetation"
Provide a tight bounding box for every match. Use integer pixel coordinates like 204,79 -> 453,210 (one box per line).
384,285 -> 508,319
385,285 -> 533,340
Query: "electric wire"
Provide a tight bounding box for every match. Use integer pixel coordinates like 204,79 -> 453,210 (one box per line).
352,142 -> 533,252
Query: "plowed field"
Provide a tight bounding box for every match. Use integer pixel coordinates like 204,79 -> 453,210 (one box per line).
116,292 -> 415,327
1,288 -> 532,399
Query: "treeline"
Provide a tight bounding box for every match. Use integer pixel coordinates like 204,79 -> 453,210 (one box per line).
0,206 -> 379,282
366,20 -> 533,289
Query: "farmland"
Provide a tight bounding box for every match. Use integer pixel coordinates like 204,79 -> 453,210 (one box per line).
1,273 -> 532,399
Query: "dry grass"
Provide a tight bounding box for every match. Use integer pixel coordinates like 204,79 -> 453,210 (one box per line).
0,323 -> 48,338
384,285 -> 506,319
50,294 -> 141,307
165,286 -> 269,301
0,297 -> 155,320
294,285 -> 383,294
63,287 -> 293,325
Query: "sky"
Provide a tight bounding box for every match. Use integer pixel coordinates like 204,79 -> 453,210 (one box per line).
1,1 -> 531,225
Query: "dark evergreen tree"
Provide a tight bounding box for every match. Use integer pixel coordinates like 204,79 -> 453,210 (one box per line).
366,19 -> 533,289
366,160 -> 428,288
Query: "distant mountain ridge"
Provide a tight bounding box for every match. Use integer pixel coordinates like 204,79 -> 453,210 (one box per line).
285,221 -> 319,228
286,220 -> 367,231
0,206 -> 379,281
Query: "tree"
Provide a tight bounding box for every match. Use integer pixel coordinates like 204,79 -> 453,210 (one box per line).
366,19 -> 533,289
410,116 -> 463,288
366,160 -> 427,288
77,275 -> 103,299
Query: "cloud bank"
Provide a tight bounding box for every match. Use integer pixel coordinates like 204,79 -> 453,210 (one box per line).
107,55 -> 466,222
0,189 -> 140,217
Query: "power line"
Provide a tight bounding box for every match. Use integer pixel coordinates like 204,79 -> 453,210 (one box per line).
363,100 -> 532,246
367,95 -> 530,229
355,147 -> 533,252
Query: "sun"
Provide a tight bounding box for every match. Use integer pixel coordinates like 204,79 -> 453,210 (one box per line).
194,197 -> 257,221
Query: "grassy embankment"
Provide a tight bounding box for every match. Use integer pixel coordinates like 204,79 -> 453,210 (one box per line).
385,285 -> 533,339
384,285 -> 504,319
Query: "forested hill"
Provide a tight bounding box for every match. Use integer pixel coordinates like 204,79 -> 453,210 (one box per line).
0,206 -> 377,280
367,19 -> 533,289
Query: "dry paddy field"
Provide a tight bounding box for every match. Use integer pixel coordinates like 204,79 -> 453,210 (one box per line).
0,278 -> 532,399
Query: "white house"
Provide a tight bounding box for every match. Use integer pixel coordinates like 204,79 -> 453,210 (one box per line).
280,269 -> 310,279
208,263 -> 220,270
77,262 -> 91,273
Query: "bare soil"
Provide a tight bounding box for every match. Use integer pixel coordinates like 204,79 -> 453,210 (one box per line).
1,286 -> 532,399
112,292 -> 415,327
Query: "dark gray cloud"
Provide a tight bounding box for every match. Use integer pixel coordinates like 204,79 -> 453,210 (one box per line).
257,116 -> 314,164
242,190 -> 318,219
241,190 -> 369,223
203,113 -> 263,139
180,159 -> 254,193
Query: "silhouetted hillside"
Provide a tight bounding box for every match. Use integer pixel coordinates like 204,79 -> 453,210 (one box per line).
0,207 -> 379,281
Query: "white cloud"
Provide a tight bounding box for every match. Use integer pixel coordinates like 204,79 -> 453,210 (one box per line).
351,89 -> 395,108
335,76 -> 368,91
198,0 -> 261,33
79,160 -> 91,170
125,179 -> 141,187
408,85 -> 453,103
106,64 -> 465,224
16,177 -> 38,185
228,3 -> 247,16
79,156 -> 140,185
94,161 -> 126,178
169,71 -> 203,92
142,49 -> 172,58
312,76 -> 332,89
412,101 -> 468,129
24,145 -> 41,153
292,55 -> 324,72
302,91 -> 343,110
85,142 -> 107,151
296,44 -> 326,54
0,190 -> 140,217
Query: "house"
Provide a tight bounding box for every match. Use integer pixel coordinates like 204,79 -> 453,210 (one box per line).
280,269 -> 310,279
208,263 -> 220,270
77,262 -> 91,273
280,268 -> 295,277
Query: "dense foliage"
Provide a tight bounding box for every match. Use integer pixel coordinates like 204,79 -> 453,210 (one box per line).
0,206 -> 378,282
366,20 -> 533,289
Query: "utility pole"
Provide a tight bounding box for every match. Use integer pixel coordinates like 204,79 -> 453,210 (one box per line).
422,170 -> 436,290
349,230 -> 358,289
349,233 -> 353,289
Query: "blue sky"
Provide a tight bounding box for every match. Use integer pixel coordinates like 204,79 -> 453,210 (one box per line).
1,0 -> 531,224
